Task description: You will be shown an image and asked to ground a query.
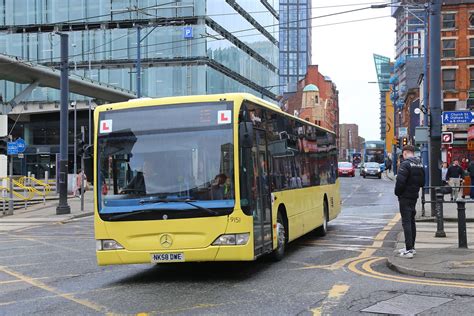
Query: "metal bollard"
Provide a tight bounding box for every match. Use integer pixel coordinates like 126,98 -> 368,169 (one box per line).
435,187 -> 446,237
457,201 -> 468,248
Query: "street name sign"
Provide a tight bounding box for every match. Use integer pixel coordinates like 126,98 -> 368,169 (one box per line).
442,111 -> 474,124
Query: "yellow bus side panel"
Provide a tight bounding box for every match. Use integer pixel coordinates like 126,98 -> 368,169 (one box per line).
271,181 -> 341,244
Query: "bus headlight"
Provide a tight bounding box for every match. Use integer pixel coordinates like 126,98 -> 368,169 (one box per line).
212,233 -> 250,246
96,239 -> 125,251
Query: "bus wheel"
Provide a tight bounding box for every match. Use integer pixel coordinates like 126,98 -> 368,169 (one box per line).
270,212 -> 286,261
315,200 -> 328,237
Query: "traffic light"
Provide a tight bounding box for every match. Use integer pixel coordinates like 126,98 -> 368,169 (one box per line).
402,137 -> 408,146
395,138 -> 400,147
0,136 -> 8,155
76,138 -> 85,156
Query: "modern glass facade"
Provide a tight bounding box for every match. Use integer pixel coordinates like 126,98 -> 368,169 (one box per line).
373,54 -> 392,141
391,1 -> 425,103
0,0 -> 279,178
279,0 -> 312,94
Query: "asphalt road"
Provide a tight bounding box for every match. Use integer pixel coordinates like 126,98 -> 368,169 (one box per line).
1,173 -> 473,315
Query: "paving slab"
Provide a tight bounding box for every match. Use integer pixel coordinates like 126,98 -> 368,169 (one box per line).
388,248 -> 474,281
361,294 -> 453,315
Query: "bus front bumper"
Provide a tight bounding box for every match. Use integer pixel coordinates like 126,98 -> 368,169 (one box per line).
96,243 -> 255,265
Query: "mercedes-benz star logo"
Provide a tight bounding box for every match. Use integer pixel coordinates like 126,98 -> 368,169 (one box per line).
160,234 -> 173,248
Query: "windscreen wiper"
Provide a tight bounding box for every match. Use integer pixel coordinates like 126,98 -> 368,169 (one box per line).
180,200 -> 219,215
139,197 -> 218,215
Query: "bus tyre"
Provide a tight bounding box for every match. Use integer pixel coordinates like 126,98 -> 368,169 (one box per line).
270,213 -> 286,261
315,200 -> 328,237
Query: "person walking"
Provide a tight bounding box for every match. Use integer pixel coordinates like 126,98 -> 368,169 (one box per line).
468,160 -> 474,199
446,160 -> 464,201
394,145 -> 425,259
461,158 -> 469,170
441,162 -> 449,185
385,157 -> 392,176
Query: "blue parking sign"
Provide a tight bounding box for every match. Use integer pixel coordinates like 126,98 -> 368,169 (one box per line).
183,26 -> 193,39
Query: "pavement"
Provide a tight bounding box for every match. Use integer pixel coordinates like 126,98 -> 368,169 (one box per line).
0,191 -> 94,231
384,170 -> 474,281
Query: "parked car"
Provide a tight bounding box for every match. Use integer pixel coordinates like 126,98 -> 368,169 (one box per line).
338,162 -> 355,177
362,162 -> 382,179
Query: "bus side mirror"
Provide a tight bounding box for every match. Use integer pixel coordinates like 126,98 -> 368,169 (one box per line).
239,122 -> 254,148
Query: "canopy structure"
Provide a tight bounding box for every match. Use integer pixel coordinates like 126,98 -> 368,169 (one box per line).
0,54 -> 137,103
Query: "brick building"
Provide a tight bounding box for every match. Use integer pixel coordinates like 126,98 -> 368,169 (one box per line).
339,124 -> 360,161
285,65 -> 339,136
440,0 -> 474,162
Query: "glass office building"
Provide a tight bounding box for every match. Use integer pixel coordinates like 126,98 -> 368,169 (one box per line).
279,0 -> 312,94
0,0 -> 279,178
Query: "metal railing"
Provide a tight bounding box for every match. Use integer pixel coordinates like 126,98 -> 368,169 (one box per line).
420,185 -> 473,249
0,176 -> 53,208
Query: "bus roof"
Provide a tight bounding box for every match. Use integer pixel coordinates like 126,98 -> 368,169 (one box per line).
96,93 -> 335,135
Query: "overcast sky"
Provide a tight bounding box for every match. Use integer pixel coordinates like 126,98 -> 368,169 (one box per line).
311,1 -> 395,141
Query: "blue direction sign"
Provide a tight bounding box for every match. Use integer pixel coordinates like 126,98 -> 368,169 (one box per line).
7,141 -> 18,155
16,138 -> 25,153
442,111 -> 474,124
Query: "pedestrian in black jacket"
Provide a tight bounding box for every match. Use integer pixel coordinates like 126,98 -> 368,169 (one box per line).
446,160 -> 464,200
468,160 -> 474,199
394,145 -> 425,258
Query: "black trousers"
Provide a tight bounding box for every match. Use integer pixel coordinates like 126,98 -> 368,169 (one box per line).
399,198 -> 417,251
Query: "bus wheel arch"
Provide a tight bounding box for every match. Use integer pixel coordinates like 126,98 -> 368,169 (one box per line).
270,204 -> 288,261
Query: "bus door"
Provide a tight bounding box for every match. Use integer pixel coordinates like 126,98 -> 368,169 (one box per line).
252,129 -> 273,256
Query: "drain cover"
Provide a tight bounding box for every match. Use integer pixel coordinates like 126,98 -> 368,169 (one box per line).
361,294 -> 452,315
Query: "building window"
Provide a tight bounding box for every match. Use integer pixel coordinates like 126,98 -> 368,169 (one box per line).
442,39 -> 456,58
442,69 -> 456,90
443,101 -> 456,111
470,12 -> 474,27
442,13 -> 456,29
470,69 -> 474,90
470,38 -> 474,56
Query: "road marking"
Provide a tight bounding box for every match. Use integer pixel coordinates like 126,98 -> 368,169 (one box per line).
342,184 -> 361,204
358,213 -> 400,258
0,266 -> 108,312
311,283 -> 350,315
294,212 -> 401,271
348,257 -> 474,289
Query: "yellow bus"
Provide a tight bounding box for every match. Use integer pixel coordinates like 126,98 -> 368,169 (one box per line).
94,93 -> 340,265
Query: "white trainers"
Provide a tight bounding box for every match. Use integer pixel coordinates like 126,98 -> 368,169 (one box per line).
398,248 -> 416,255
399,250 -> 415,259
